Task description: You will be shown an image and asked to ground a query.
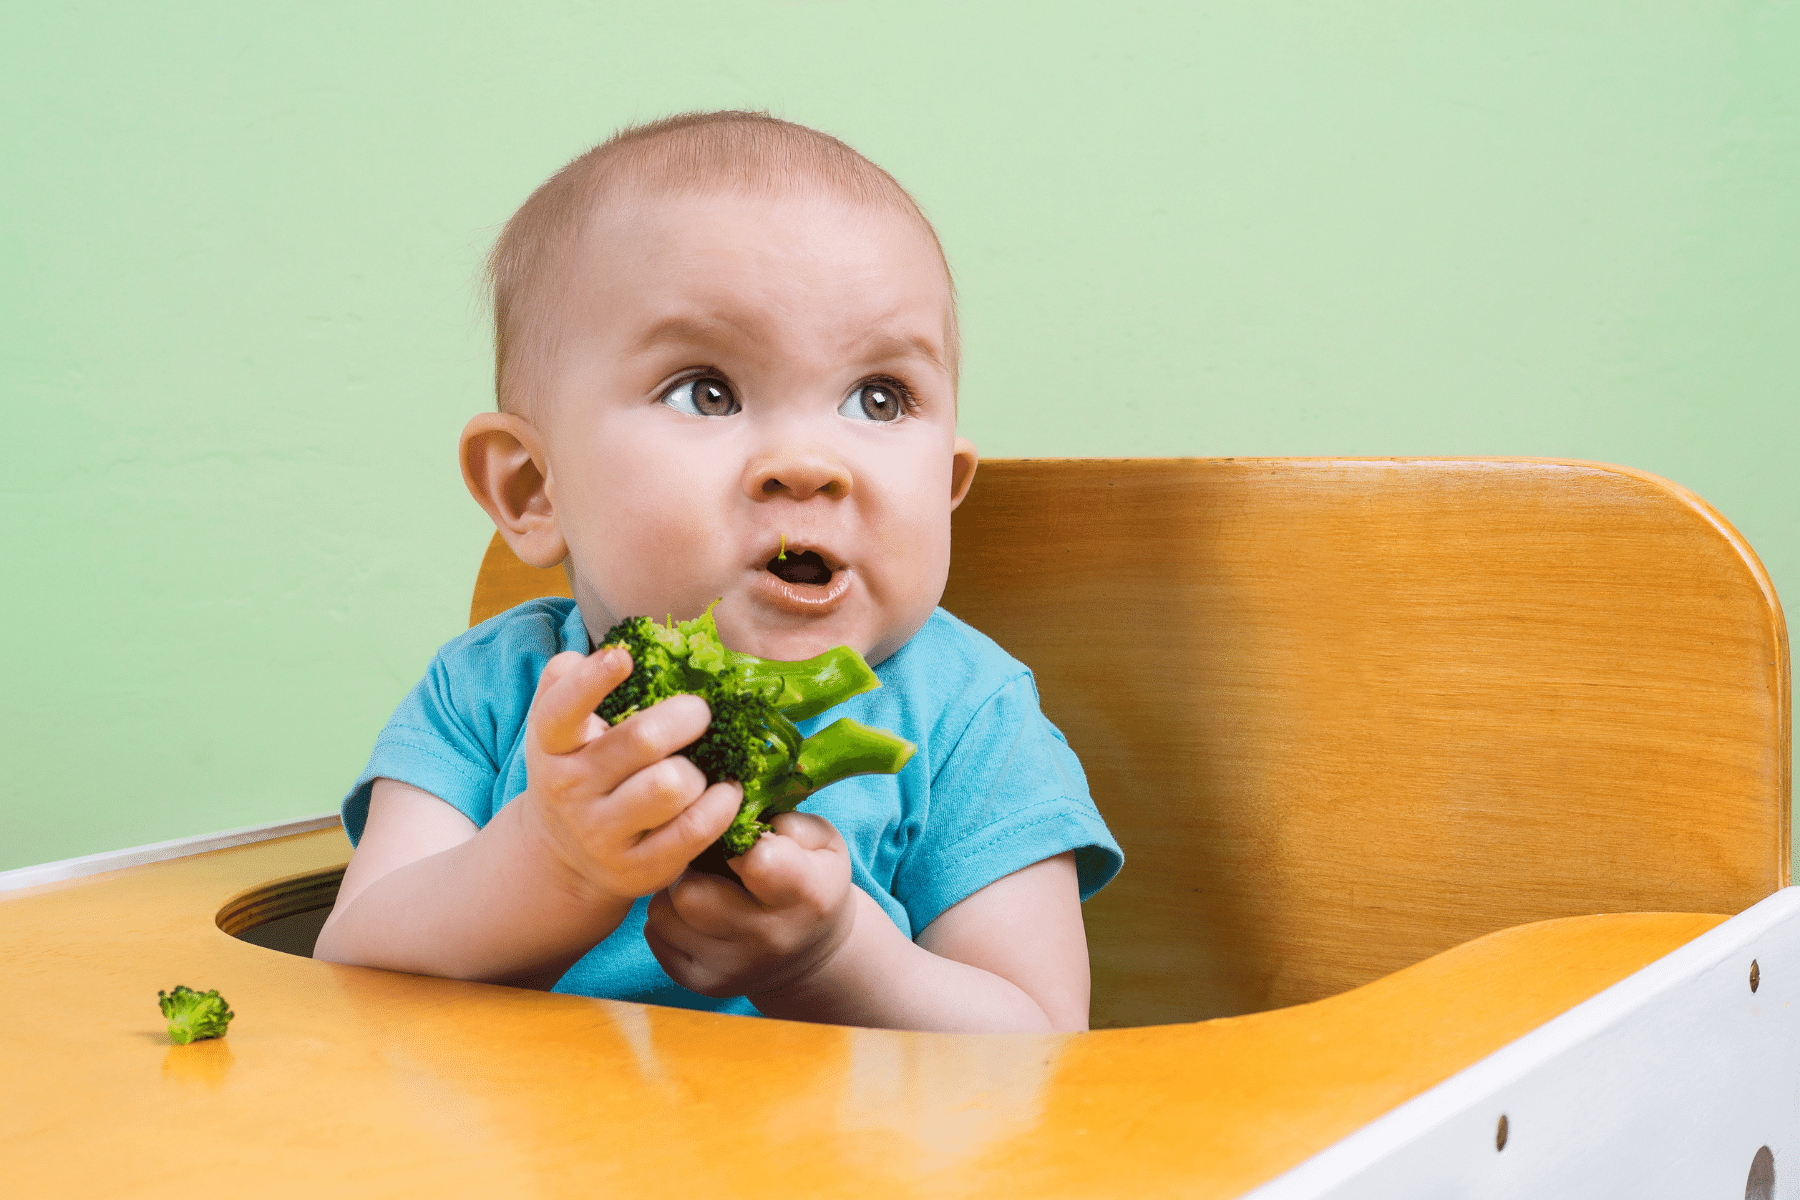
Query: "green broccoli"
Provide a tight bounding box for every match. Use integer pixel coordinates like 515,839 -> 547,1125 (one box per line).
596,608 -> 915,856
158,985 -> 234,1044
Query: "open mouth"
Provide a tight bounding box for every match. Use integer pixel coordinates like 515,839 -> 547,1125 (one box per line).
767,549 -> 834,587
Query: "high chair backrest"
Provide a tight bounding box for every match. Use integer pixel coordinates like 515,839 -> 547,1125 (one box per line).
470,458 -> 1790,1027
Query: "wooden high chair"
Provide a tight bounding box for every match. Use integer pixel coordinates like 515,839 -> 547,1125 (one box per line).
6,458 -> 1792,1200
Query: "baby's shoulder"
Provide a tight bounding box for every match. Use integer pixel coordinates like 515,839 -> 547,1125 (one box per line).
422,597 -> 583,712
871,608 -> 1039,731
887,608 -> 1031,685
445,596 -> 580,656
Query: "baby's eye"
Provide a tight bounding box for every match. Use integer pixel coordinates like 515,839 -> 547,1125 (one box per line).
838,379 -> 912,423
660,375 -> 740,417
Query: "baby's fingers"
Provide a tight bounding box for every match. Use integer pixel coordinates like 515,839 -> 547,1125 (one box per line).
630,779 -> 742,863
767,812 -> 843,853
664,869 -> 763,938
581,695 -> 713,796
731,814 -> 847,909
644,889 -> 740,997
531,647 -> 633,756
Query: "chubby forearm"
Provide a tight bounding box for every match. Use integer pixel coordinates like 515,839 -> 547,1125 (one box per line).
313,799 -> 632,988
747,891 -> 1069,1032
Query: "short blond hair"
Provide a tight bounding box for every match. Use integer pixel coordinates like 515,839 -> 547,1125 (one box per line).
487,111 -> 958,413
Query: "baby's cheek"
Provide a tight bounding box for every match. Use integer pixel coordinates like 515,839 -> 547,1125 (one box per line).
594,505 -> 737,617
864,480 -> 946,567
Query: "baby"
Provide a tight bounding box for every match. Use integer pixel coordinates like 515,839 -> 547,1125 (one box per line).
314,112 -> 1122,1032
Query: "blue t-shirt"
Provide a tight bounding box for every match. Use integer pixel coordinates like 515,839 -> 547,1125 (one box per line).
344,600 -> 1123,1015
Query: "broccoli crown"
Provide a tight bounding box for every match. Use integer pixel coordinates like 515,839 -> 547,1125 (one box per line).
683,685 -> 783,788
594,614 -> 726,721
594,608 -> 916,857
595,612 -> 798,796
158,985 -> 234,1044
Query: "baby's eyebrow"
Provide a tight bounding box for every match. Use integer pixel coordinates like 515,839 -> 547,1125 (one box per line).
854,332 -> 948,374
626,316 -> 948,375
624,313 -> 760,357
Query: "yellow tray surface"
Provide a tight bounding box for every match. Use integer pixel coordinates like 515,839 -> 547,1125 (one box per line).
3,828 -> 1722,1198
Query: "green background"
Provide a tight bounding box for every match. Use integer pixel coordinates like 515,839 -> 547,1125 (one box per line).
3,2 -> 1795,872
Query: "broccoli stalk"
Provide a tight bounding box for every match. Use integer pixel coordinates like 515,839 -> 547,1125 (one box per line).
158,985 -> 233,1044
595,609 -> 914,856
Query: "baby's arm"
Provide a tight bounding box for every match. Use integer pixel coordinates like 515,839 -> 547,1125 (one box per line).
313,647 -> 741,987
644,817 -> 1089,1032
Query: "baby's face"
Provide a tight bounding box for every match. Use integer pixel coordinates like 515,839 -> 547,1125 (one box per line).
531,187 -> 974,664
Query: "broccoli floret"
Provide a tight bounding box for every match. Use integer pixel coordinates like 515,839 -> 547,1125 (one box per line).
596,609 -> 914,856
158,985 -> 233,1044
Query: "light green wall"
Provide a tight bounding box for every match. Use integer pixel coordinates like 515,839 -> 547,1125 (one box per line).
3,3 -> 1795,871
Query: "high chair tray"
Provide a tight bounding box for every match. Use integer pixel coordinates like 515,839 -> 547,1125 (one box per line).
5,828 -> 1793,1199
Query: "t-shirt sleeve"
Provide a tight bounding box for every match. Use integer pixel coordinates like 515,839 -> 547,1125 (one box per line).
890,672 -> 1123,934
341,656 -> 505,844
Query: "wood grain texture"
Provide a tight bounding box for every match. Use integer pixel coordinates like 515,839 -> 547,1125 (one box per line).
469,457 -> 1789,1026
940,459 -> 1789,1024
0,829 -> 1725,1200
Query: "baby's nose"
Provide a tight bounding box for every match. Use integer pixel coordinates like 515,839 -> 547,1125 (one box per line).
745,448 -> 853,500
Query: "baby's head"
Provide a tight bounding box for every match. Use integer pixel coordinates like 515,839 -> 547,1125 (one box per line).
461,112 -> 978,664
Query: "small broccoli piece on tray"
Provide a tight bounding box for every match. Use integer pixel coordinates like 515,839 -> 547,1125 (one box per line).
159,985 -> 234,1044
596,609 -> 915,856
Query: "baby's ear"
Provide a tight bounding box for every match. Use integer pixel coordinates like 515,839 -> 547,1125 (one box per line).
459,412 -> 568,569
949,437 -> 980,510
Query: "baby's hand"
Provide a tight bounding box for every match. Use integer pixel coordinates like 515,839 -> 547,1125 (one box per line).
520,648 -> 742,905
642,812 -> 856,1001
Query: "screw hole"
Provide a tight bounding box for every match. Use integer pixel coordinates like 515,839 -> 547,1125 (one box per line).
1746,1144 -> 1774,1200
1495,1114 -> 1508,1152
1751,960 -> 1761,993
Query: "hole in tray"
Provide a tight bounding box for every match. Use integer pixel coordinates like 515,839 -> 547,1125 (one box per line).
216,866 -> 343,958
